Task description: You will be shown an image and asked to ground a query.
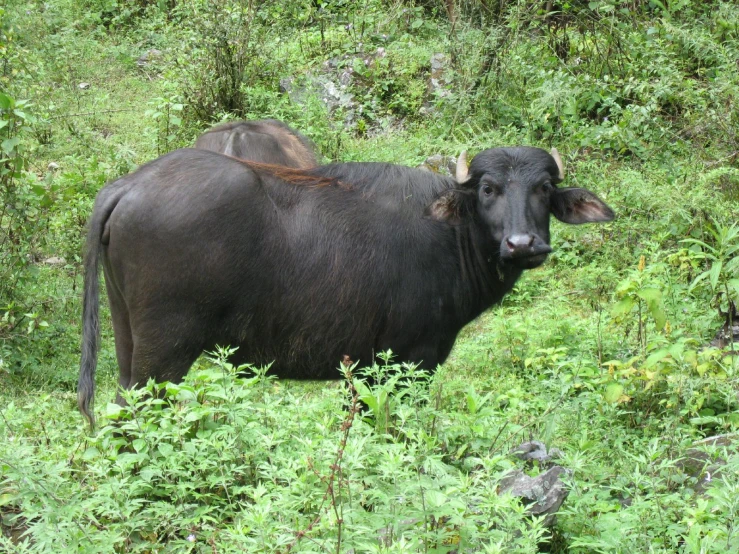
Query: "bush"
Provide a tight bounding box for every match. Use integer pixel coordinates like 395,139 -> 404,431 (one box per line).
1,355 -> 552,552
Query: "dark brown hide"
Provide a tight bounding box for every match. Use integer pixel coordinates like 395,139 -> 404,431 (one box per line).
194,119 -> 318,168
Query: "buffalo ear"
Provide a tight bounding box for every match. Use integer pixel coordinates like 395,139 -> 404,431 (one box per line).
425,190 -> 471,225
551,187 -> 615,224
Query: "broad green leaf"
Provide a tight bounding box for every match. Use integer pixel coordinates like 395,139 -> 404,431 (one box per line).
176,388 -> 197,402
645,349 -> 670,368
1,136 -> 21,154
611,296 -> 635,316
604,382 -> 624,404
353,380 -> 378,413
680,238 -> 716,255
637,287 -> 661,303
82,447 -> 101,461
106,402 -> 124,417
0,92 -> 12,110
140,468 -> 162,482
689,270 -> 710,292
615,279 -> 638,294
423,489 -> 448,508
466,389 -> 477,414
649,301 -> 667,330
709,260 -> 722,290
158,443 -> 174,457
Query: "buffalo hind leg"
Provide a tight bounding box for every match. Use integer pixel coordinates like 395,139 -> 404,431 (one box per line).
110,303 -> 134,395
116,329 -> 204,407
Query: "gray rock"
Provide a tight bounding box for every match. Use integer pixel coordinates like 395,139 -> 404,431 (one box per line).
428,53 -> 451,98
280,72 -> 358,131
279,77 -> 295,95
710,302 -> 738,351
339,68 -> 354,87
510,441 -> 564,464
417,154 -> 458,177
549,447 -> 565,459
78,82 -> 90,90
136,48 -> 163,67
47,162 -> 59,171
675,432 -> 738,494
498,466 -> 571,527
279,48 -> 393,134
692,433 -> 738,449
280,74 -> 355,114
42,256 -> 66,266
421,53 -> 452,115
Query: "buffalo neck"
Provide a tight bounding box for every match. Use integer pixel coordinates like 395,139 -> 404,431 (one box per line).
450,220 -> 524,324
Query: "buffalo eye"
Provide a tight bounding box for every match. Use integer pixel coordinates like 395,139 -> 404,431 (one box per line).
539,182 -> 554,193
482,184 -> 494,196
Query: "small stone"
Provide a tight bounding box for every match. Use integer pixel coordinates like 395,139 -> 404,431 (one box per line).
417,154 -> 458,178
43,257 -> 66,265
430,53 -> 449,72
709,302 -> 738,350
498,466 -> 571,527
279,77 -> 294,94
136,48 -> 163,67
511,441 -> 549,462
422,53 -> 452,113
323,81 -> 339,98
672,433 -> 738,494
78,82 -> 90,90
510,440 -> 564,464
47,162 -> 59,171
339,69 -> 354,87
548,447 -> 564,460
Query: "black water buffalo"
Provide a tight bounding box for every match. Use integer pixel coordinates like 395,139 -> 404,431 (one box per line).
78,147 -> 614,426
194,119 -> 318,168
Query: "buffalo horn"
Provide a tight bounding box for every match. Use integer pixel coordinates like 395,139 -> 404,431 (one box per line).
456,150 -> 469,183
550,147 -> 565,180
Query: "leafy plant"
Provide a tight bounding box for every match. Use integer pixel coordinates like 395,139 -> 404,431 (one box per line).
1,93 -> 43,313
612,255 -> 668,353
145,91 -> 183,155
682,221 -> 739,349
0,357 -> 552,552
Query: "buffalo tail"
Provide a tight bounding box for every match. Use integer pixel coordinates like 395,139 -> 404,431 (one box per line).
78,186 -> 124,430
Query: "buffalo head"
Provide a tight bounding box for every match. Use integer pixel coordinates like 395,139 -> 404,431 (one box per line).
428,146 -> 614,269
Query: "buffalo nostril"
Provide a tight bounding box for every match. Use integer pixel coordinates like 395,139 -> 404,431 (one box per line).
501,233 -> 551,261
